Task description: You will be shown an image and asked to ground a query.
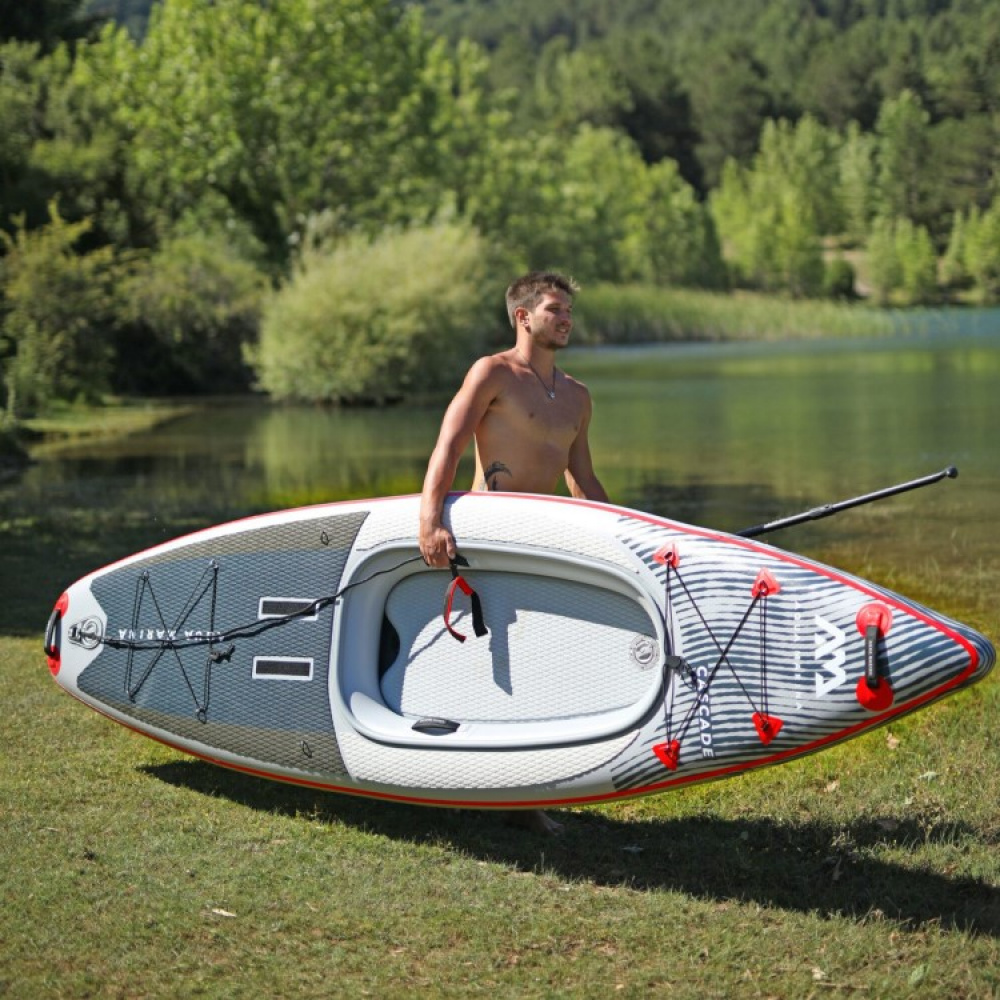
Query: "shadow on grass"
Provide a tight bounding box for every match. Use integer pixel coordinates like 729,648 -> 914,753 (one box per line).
145,759 -> 999,939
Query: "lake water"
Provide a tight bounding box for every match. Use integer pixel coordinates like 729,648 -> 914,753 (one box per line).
5,314 -> 999,629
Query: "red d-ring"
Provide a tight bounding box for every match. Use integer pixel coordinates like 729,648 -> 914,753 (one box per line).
752,712 -> 784,745
653,544 -> 680,569
752,569 -> 781,598
653,740 -> 681,770
856,675 -> 894,711
856,602 -> 892,637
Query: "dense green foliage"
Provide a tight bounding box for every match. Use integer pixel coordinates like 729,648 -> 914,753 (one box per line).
2,0 -> 1000,409
0,204 -> 122,416
116,232 -> 267,394
253,223 -> 494,403
414,0 -> 1000,188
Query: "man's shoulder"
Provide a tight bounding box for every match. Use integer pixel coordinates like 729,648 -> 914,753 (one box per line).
457,352 -> 518,400
467,351 -> 518,382
560,369 -> 593,399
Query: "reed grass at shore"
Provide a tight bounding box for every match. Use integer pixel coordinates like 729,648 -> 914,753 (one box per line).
575,284 -> 936,344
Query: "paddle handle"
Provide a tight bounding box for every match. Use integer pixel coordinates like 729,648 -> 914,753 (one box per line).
737,466 -> 958,539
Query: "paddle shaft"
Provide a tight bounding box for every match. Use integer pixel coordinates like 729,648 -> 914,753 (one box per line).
737,466 -> 958,539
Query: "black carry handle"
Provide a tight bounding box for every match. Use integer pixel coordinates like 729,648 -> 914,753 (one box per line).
44,606 -> 62,660
443,555 -> 488,643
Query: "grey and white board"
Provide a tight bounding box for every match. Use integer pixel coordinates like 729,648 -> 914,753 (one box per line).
45,493 -> 995,808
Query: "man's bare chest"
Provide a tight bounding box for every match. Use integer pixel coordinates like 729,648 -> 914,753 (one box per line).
484,387 -> 581,444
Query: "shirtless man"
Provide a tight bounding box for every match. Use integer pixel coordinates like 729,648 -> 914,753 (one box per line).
418,271 -> 609,835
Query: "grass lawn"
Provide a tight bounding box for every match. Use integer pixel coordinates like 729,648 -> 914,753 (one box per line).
1,552 -> 997,997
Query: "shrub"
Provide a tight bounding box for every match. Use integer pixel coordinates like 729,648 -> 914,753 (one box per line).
252,223 -> 496,403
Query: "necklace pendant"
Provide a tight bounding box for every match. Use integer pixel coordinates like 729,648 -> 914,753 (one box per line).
515,348 -> 556,400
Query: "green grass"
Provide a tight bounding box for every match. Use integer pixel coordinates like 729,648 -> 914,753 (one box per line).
2,517 -> 998,997
19,399 -> 195,453
2,635 -> 997,998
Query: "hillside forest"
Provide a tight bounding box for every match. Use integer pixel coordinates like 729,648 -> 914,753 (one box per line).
2,0 -> 999,414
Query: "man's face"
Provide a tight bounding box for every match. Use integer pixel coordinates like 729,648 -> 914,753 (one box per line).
521,289 -> 573,350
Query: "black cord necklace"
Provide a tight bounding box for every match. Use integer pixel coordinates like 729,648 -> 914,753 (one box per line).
515,349 -> 557,399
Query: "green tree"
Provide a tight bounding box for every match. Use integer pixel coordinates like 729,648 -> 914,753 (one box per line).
604,32 -> 701,190
895,217 -> 938,304
921,114 -> 998,243
711,117 -> 834,296
531,38 -> 633,134
31,37 -> 148,247
962,202 -> 1000,301
867,215 -> 903,305
457,128 -> 562,278
383,37 -> 513,227
866,213 -> 938,305
873,89 -> 931,224
757,115 -> 843,236
553,126 -> 651,283
0,31 -> 152,248
641,158 -> 726,289
775,187 -> 826,298
689,44 -> 774,189
839,122 -> 878,245
108,0 -> 462,266
941,209 -> 971,290
469,125 -> 656,286
1,203 -> 120,417
798,22 -> 885,130
0,41 -> 48,230
823,256 -> 857,300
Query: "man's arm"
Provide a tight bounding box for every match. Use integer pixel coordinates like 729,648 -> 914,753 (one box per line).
564,391 -> 609,503
419,358 -> 500,567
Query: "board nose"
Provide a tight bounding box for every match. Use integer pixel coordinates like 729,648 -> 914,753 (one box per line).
967,628 -> 996,683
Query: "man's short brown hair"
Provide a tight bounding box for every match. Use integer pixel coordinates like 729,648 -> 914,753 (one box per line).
505,272 -> 579,328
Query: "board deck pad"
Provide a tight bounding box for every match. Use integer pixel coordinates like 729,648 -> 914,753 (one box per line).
46,493 -> 994,808
379,570 -> 659,723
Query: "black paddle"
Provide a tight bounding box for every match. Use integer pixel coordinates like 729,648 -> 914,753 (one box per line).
737,466 -> 958,539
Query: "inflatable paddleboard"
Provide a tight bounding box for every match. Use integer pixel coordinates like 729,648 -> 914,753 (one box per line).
44,493 -> 994,808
